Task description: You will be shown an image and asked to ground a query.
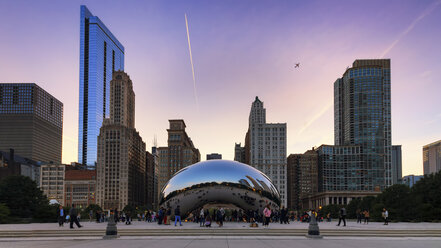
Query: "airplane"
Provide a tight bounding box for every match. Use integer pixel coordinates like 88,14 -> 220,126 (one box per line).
294,63 -> 300,68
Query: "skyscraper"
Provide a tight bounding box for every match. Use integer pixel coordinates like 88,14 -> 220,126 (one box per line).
392,145 -> 402,184
423,140 -> 441,175
78,5 -> 125,167
334,59 -> 392,188
246,97 -> 287,206
157,120 -> 200,192
0,83 -> 63,163
96,71 -> 146,210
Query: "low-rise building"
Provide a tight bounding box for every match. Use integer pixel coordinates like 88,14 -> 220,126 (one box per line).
64,169 -> 96,208
40,163 -> 65,205
402,175 -> 424,188
206,153 -> 222,160
0,149 -> 41,185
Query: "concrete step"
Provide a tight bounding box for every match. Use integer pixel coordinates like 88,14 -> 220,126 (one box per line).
1,229 -> 441,238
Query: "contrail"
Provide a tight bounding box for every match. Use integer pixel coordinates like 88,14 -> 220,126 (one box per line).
298,100 -> 333,135
185,13 -> 199,109
380,0 -> 441,58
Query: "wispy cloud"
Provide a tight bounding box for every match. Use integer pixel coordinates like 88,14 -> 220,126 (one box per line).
185,13 -> 199,110
380,0 -> 441,58
298,100 -> 333,135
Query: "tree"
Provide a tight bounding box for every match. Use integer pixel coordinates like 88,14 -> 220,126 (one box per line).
81,204 -> 103,218
0,204 -> 10,224
0,175 -> 48,218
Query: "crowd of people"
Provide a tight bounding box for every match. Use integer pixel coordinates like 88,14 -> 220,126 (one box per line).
56,204 -> 391,228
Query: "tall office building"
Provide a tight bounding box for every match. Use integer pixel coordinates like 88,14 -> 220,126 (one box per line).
234,143 -> 246,163
158,120 -> 200,192
287,149 -> 318,210
146,149 -> 159,209
245,97 -> 287,206
392,145 -> 402,184
0,83 -> 63,163
423,140 -> 441,175
96,71 -> 146,210
78,5 -> 125,167
334,59 -> 392,188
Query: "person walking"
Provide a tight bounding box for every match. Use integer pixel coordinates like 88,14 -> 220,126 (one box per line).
57,205 -> 65,227
174,205 -> 182,226
199,208 -> 205,227
336,207 -> 346,226
165,208 -> 172,225
69,204 -> 82,229
382,208 -> 389,225
363,210 -> 370,224
263,205 -> 272,228
356,209 -> 362,224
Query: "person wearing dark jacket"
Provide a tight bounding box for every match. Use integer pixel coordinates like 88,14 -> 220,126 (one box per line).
69,204 -> 82,229
174,205 -> 182,226
337,207 -> 347,227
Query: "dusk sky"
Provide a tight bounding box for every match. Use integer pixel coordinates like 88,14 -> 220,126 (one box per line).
1,0 -> 440,175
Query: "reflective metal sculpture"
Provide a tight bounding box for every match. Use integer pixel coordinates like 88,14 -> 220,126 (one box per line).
159,160 -> 281,215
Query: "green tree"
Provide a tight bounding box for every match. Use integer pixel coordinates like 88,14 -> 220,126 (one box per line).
0,175 -> 48,218
81,204 -> 102,219
321,204 -> 341,219
0,203 -> 10,224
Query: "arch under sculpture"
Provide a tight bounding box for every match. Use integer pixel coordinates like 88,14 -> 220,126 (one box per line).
159,160 -> 281,215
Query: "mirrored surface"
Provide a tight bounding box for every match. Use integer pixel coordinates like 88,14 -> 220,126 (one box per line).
159,160 -> 281,215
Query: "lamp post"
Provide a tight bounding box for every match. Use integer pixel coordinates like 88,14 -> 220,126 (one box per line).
306,211 -> 323,239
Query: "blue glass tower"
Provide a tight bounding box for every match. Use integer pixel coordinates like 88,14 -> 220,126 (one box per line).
78,5 -> 124,167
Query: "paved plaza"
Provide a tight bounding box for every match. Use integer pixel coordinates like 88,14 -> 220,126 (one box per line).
1,236 -> 441,248
1,220 -> 441,231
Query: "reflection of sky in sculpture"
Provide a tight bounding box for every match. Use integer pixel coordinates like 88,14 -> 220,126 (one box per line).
161,160 -> 280,198
159,160 -> 281,214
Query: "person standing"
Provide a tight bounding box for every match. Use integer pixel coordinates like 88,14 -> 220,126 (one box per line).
69,204 -> 82,229
363,210 -> 370,224
57,205 -> 64,227
356,209 -> 362,224
382,208 -> 389,225
336,207 -> 346,226
263,205 -> 272,228
199,208 -> 205,227
174,205 -> 182,226
165,208 -> 172,225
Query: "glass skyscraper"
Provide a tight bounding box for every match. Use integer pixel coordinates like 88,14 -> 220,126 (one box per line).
334,59 -> 392,189
78,5 -> 124,166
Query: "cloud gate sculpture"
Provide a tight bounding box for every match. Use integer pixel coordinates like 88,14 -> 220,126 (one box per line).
159,160 -> 281,215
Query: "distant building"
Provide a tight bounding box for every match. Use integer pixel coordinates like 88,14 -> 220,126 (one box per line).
146,149 -> 159,209
0,83 -> 63,163
206,153 -> 222,160
234,143 -> 246,163
78,5 -> 125,167
40,163 -> 65,205
96,71 -> 146,210
392,145 -> 402,184
287,149 -> 318,210
0,149 -> 41,185
158,120 -> 200,192
242,97 -> 287,206
64,169 -> 96,208
423,140 -> 441,175
402,175 -> 423,188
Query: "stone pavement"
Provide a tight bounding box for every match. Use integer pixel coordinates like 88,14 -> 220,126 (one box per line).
1,236 -> 441,248
1,220 -> 440,231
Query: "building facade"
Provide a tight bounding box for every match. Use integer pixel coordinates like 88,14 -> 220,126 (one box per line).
78,5 -> 125,167
402,175 -> 424,188
206,153 -> 222,160
40,163 -> 65,205
158,120 -> 200,192
0,83 -> 63,163
96,71 -> 146,210
234,143 -> 246,163
146,149 -> 159,209
334,59 -> 392,189
0,149 -> 41,185
64,169 -> 96,208
392,145 -> 402,184
423,140 -> 441,175
287,149 -> 318,210
246,97 -> 287,206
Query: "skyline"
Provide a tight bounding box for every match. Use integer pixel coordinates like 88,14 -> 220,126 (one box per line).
1,0 -> 441,175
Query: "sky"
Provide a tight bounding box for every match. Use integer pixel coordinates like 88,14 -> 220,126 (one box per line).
0,0 -> 440,176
